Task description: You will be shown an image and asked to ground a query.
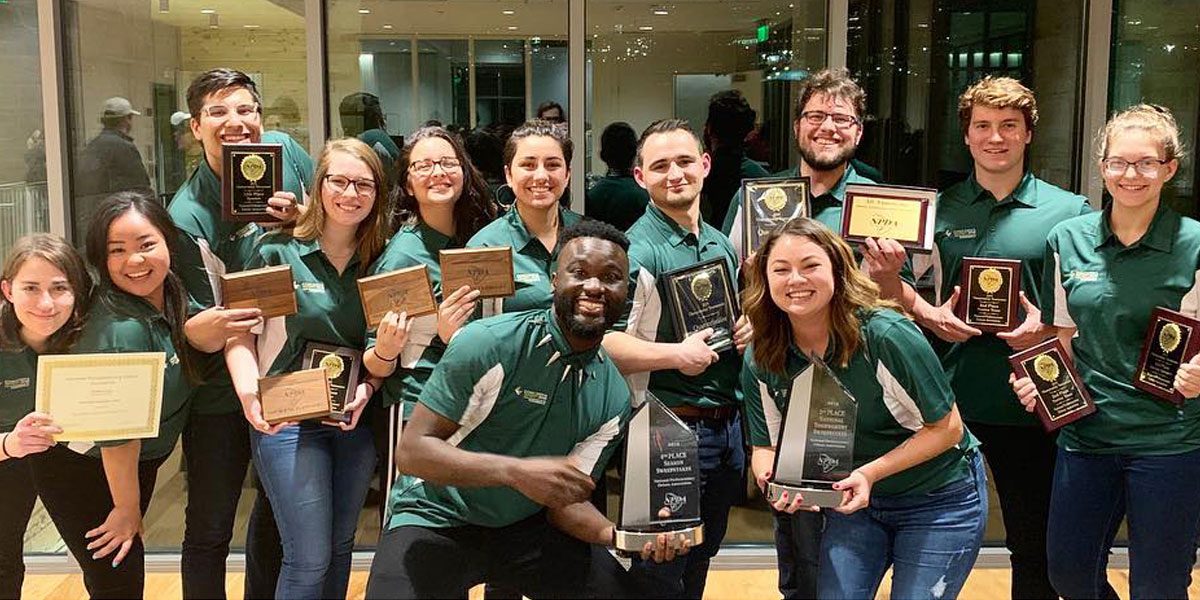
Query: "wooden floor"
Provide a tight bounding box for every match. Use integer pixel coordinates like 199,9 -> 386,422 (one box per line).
19,567 -> 1200,600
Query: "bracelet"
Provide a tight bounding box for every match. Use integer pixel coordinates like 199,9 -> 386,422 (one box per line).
374,347 -> 398,363
0,433 -> 11,460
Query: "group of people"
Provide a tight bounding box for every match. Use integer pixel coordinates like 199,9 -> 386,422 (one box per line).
0,62 -> 1194,600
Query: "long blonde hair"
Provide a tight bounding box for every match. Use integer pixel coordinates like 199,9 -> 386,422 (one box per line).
295,138 -> 391,271
742,218 -> 899,374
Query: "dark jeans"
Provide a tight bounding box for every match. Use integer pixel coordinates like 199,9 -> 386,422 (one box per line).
968,421 -> 1057,600
629,413 -> 745,599
772,510 -> 823,599
0,458 -> 36,600
181,411 -> 248,600
29,445 -> 165,600
365,513 -> 633,599
1047,446 -> 1200,600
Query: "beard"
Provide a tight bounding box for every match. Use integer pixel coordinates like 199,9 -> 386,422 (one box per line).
797,138 -> 856,171
554,291 -> 621,341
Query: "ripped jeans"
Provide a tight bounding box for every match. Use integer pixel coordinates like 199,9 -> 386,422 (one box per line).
818,452 -> 987,600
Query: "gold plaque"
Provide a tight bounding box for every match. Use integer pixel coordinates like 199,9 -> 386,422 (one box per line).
1160,323 -> 1182,353
356,264 -> 438,329
440,247 -> 516,299
977,268 -> 1003,294
841,184 -> 936,253
1034,354 -> 1060,383
690,273 -> 713,302
258,368 -> 331,425
319,354 -> 344,380
762,187 -> 788,212
240,154 -> 267,183
220,265 -> 298,319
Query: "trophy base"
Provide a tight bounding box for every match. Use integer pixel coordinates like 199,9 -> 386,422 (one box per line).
767,481 -> 843,508
614,524 -> 704,553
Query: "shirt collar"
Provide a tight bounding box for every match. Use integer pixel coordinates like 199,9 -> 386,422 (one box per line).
644,202 -> 700,247
537,308 -> 605,374
413,220 -> 454,249
964,171 -> 1037,207
1095,202 -> 1177,253
796,161 -> 859,203
505,205 -> 570,254
296,236 -> 363,269
98,285 -> 163,320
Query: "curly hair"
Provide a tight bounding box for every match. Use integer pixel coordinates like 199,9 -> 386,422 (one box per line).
394,126 -> 496,244
957,76 -> 1039,135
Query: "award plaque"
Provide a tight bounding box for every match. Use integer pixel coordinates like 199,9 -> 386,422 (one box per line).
1008,338 -> 1096,432
1133,306 -> 1200,406
614,393 -> 704,554
741,177 -> 810,257
440,247 -> 516,299
220,265 -> 298,319
221,143 -> 283,222
258,367 -> 331,425
357,265 -> 438,329
661,257 -> 739,353
957,257 -> 1022,333
840,183 -> 937,253
767,355 -> 857,509
302,342 -> 363,426
35,353 -> 166,442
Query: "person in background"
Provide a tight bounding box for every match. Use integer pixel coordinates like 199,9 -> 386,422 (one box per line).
702,90 -> 768,228
586,122 -> 649,232
74,97 -> 153,231
339,92 -> 401,187
537,101 -> 566,124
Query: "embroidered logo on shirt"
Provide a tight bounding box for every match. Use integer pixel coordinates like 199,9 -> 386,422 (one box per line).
169,354 -> 181,367
946,228 -> 977,240
1069,270 -> 1100,282
513,386 -> 548,405
515,273 -> 541,284
3,377 -> 30,390
300,282 -> 327,293
233,223 -> 258,240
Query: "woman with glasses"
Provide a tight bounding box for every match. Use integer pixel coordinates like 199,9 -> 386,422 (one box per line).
225,138 -> 391,600
1012,104 -> 1200,600
362,126 -> 495,523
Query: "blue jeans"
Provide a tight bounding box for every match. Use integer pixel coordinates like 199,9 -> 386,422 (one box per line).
819,452 -> 987,600
251,423 -> 377,600
629,414 -> 745,599
1046,446 -> 1200,600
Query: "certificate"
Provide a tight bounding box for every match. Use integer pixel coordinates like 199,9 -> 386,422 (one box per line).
840,184 -> 937,253
35,352 -> 166,442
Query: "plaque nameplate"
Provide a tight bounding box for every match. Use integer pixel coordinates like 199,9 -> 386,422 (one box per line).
1133,306 -> 1200,406
958,257 -> 1022,333
741,177 -> 810,257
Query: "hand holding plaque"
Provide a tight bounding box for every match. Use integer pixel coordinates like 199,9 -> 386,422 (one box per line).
1009,338 -> 1096,432
222,143 -> 283,222
302,342 -> 363,426
221,265 -> 298,319
1133,307 -> 1200,406
742,177 -> 810,257
661,258 -> 739,353
357,265 -> 438,329
957,257 -> 1021,333
440,247 -> 516,299
258,368 -> 331,425
841,184 -> 936,253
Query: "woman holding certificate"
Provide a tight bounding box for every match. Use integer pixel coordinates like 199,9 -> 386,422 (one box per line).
362,126 -> 495,520
1011,105 -> 1200,600
226,138 -> 392,600
0,234 -> 88,599
740,218 -> 985,600
30,193 -> 195,599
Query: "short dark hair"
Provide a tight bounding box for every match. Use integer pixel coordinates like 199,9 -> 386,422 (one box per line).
186,68 -> 263,120
706,90 -> 756,146
503,119 -> 573,167
599,122 -> 638,171
561,219 -> 630,253
537,101 -> 565,121
636,119 -> 703,166
338,92 -> 385,136
794,68 -> 866,121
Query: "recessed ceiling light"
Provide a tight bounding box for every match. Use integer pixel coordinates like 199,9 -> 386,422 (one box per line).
200,8 -> 215,14
358,8 -> 370,14
243,24 -> 260,28
639,25 -> 654,30
383,24 -> 393,29
503,9 -> 515,15
507,25 -> 518,30
653,9 -> 669,15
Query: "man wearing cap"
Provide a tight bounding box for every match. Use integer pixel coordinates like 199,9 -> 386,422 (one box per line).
74,97 -> 152,232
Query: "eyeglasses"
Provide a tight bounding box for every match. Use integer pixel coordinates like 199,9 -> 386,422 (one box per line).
1102,157 -> 1169,176
409,158 -> 463,176
324,174 -> 377,196
800,111 -> 860,128
200,103 -> 260,121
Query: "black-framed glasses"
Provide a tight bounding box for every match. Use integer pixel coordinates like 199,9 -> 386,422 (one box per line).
409,158 -> 463,176
199,103 -> 260,121
799,111 -> 860,128
1101,157 -> 1170,176
324,174 -> 377,196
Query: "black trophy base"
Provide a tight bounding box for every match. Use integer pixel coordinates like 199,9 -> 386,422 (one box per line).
767,481 -> 843,509
614,524 -> 704,554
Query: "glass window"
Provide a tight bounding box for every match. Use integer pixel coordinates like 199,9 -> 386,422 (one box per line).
1109,0 -> 1199,216
0,0 -> 50,255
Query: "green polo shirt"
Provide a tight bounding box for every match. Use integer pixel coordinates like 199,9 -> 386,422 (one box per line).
386,308 -> 630,530
72,288 -> 191,461
911,173 -> 1092,426
721,163 -> 877,255
620,203 -> 741,409
465,205 -> 583,316
168,130 -> 313,415
366,220 -> 459,418
247,233 -> 368,376
741,308 -> 978,497
1043,204 -> 1200,455
0,346 -> 37,434
585,172 -> 650,232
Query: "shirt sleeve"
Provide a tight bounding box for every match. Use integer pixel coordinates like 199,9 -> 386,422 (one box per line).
870,314 -> 956,424
418,321 -> 504,425
740,351 -> 780,447
615,244 -> 656,336
1040,234 -> 1075,328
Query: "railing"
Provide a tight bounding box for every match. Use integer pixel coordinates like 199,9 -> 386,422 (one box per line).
0,181 -> 51,250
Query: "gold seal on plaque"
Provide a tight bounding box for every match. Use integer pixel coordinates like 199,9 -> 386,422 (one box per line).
319,354 -> 344,380
1034,354 -> 1060,382
690,273 -> 713,302
761,187 -> 788,213
1160,322 -> 1182,353
240,154 -> 267,183
978,268 -> 1004,295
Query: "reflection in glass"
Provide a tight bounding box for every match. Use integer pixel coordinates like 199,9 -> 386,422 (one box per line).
0,0 -> 49,258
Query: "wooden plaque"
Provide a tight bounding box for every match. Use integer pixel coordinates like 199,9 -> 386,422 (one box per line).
258,368 -> 331,425
221,143 -> 283,223
440,247 -> 516,299
1009,338 -> 1096,432
840,183 -> 936,253
1133,306 -> 1200,406
220,265 -> 298,319
357,265 -> 438,329
957,257 -> 1022,333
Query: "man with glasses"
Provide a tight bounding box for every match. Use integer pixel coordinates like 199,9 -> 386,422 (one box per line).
167,68 -> 313,600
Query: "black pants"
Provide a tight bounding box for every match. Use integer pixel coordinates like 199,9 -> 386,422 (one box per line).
180,411 -> 281,600
773,509 -> 823,599
29,445 -> 165,600
0,459 -> 37,600
366,513 -> 635,599
371,402 -> 402,529
969,421 -> 1058,600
